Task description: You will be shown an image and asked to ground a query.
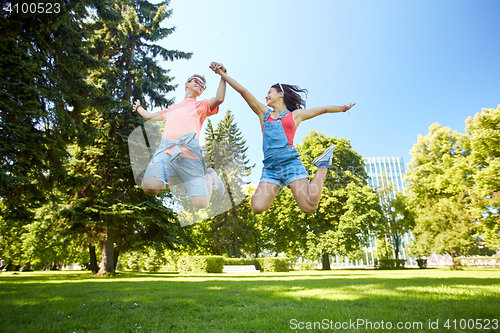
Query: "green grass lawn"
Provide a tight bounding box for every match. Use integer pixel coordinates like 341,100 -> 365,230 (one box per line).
1,268 -> 499,333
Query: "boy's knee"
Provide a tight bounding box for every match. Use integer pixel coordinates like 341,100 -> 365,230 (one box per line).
191,196 -> 209,209
142,177 -> 165,196
144,188 -> 160,196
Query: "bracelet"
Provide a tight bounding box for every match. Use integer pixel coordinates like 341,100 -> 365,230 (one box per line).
344,105 -> 347,112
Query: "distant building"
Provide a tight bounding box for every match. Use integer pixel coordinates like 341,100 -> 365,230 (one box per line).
363,157 -> 415,266
327,157 -> 415,268
364,157 -> 406,194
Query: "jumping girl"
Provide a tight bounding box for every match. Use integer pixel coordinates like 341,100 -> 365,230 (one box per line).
210,63 -> 355,214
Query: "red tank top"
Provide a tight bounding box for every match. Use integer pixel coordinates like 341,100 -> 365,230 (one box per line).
263,112 -> 297,146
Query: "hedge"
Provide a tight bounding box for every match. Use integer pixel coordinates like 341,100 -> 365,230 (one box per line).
177,256 -> 291,273
255,258 -> 290,272
293,263 -> 318,271
224,258 -> 262,271
177,256 -> 225,273
375,259 -> 406,269
222,257 -> 290,272
416,258 -> 427,269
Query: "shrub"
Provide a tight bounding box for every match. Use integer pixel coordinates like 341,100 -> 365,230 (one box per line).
177,256 -> 224,273
143,252 -> 163,272
224,258 -> 262,270
159,265 -> 177,272
177,257 -> 191,273
255,258 -> 290,272
416,258 -> 427,269
294,263 -> 317,271
177,256 -> 291,273
377,259 -> 406,269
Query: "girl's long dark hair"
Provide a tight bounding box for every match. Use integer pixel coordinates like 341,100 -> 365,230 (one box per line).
271,84 -> 308,111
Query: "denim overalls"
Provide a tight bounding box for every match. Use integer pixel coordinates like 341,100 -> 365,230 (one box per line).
260,109 -> 309,187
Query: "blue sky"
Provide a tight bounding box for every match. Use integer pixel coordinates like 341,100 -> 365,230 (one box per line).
152,0 -> 500,184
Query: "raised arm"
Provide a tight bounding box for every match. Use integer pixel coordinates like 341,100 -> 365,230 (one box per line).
210,62 -> 268,122
293,103 -> 356,127
132,99 -> 163,121
209,67 -> 226,110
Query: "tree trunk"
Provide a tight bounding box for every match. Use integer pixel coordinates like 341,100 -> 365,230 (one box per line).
97,226 -> 115,275
234,230 -> 239,258
89,245 -> 98,274
322,253 -> 331,270
451,248 -> 460,268
393,235 -> 400,259
124,36 -> 136,103
113,248 -> 120,271
227,237 -> 232,258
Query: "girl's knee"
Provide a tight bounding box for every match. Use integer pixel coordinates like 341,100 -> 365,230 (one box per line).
298,203 -> 317,214
251,199 -> 268,214
251,198 -> 266,214
251,205 -> 266,214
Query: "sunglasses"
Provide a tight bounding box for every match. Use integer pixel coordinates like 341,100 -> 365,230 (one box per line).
189,78 -> 206,90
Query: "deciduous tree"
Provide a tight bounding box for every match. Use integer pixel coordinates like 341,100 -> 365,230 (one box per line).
466,105 -> 500,249
405,123 -> 478,259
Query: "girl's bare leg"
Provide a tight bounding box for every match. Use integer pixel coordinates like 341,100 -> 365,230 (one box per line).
288,168 -> 327,213
251,182 -> 281,214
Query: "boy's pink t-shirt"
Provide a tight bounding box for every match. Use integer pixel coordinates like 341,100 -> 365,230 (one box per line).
160,98 -> 218,159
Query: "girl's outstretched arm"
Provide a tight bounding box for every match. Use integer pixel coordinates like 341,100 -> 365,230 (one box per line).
209,62 -> 226,110
293,103 -> 355,127
133,99 -> 163,121
210,63 -> 267,123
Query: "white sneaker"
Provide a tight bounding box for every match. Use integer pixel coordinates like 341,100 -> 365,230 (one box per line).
207,168 -> 225,195
312,145 -> 336,168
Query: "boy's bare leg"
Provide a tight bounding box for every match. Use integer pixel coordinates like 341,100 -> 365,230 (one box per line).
143,177 -> 167,196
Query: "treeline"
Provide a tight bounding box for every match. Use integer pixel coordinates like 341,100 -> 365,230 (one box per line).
1,0 -> 192,275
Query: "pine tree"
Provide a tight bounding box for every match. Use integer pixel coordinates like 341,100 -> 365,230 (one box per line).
64,0 -> 192,275
0,0 -> 117,266
187,110 -> 255,257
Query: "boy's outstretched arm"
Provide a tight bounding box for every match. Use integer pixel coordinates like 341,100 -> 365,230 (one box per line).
132,99 -> 163,121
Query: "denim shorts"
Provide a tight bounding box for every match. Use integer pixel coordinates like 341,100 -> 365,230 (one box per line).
259,147 -> 309,187
143,152 -> 208,197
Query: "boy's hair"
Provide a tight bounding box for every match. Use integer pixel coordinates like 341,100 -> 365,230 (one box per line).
186,74 -> 206,84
